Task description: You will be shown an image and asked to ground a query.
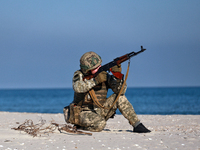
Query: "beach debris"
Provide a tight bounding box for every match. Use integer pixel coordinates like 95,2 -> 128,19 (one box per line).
4,140 -> 12,142
12,119 -> 92,137
12,119 -> 56,137
52,123 -> 92,136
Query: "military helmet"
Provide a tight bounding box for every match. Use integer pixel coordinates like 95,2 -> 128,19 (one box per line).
80,51 -> 102,74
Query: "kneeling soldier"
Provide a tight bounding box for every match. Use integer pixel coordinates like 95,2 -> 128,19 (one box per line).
64,51 -> 150,133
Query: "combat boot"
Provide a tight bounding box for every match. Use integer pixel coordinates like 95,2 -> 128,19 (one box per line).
133,123 -> 151,133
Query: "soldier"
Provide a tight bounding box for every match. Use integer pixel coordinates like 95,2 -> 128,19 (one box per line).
64,51 -> 150,133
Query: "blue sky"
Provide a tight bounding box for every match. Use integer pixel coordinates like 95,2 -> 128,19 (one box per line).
0,0 -> 200,89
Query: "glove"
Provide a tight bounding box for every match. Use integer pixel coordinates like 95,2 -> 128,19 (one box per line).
111,64 -> 121,72
94,71 -> 107,85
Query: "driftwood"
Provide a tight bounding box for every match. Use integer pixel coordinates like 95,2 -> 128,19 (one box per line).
52,123 -> 92,136
12,119 -> 92,137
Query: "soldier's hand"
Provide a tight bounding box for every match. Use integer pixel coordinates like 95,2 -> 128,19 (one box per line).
111,64 -> 121,72
94,71 -> 107,84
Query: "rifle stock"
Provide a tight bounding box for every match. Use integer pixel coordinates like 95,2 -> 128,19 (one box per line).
83,46 -> 146,80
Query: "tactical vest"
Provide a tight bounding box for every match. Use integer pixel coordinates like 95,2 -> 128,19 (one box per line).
73,82 -> 108,109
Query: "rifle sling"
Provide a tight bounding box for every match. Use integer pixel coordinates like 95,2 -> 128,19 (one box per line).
89,89 -> 109,109
89,62 -> 130,111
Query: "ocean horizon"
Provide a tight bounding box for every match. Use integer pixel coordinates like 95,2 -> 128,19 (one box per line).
0,86 -> 200,115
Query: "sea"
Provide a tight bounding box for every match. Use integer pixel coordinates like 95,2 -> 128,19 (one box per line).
0,87 -> 200,115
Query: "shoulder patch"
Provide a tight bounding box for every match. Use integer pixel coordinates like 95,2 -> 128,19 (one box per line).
73,70 -> 83,82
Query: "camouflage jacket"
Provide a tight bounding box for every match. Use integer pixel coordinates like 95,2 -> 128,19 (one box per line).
72,70 -> 127,109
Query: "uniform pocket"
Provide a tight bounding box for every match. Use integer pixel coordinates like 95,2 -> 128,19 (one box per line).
64,103 -> 81,125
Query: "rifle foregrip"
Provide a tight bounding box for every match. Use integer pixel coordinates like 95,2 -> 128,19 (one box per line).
117,55 -> 129,65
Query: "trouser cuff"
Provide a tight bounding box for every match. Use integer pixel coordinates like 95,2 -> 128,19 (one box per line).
134,121 -> 141,128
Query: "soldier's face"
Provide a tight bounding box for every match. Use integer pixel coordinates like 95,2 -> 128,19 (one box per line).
91,65 -> 101,74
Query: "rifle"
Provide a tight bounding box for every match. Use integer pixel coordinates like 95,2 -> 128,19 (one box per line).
84,46 -> 146,80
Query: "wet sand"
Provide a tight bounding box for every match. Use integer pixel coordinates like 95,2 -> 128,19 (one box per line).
0,112 -> 199,150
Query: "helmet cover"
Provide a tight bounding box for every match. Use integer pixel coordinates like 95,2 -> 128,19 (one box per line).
80,51 -> 102,74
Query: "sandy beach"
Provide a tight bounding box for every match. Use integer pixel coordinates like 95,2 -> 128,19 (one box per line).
0,112 -> 199,150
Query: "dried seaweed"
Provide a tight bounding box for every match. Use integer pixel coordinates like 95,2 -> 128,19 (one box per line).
12,119 -> 92,137
12,119 -> 57,137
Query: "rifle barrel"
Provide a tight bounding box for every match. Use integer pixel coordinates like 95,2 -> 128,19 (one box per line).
129,48 -> 146,58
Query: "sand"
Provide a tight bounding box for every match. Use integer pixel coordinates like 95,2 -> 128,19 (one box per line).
0,112 -> 199,150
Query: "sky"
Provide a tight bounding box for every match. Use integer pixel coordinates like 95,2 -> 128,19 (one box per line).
0,0 -> 200,89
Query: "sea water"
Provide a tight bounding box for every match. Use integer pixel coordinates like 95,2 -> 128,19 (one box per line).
0,87 -> 200,115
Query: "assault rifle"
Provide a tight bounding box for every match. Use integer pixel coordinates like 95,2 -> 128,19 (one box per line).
84,46 -> 146,80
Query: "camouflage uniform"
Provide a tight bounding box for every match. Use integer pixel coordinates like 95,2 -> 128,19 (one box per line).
66,70 -> 140,132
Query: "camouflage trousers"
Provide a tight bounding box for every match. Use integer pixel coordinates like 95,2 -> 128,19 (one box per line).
78,94 -> 140,132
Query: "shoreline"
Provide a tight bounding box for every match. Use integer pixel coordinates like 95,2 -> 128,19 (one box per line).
0,112 -> 199,150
